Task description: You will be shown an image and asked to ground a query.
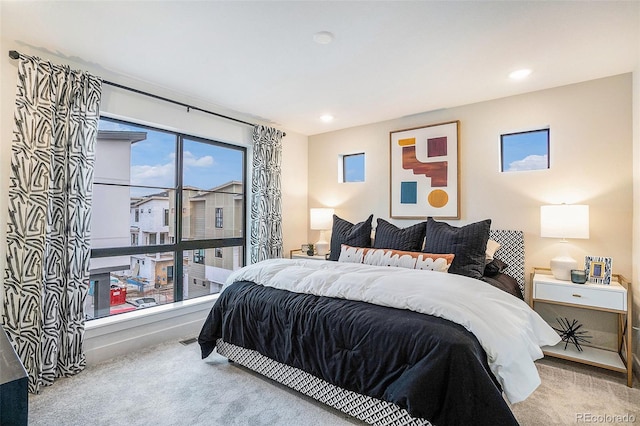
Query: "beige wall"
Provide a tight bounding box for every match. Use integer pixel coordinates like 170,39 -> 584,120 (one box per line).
632,15 -> 640,368
309,74 -> 633,281
280,130 -> 309,256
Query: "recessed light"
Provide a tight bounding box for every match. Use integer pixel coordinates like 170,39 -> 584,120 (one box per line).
313,31 -> 334,45
509,69 -> 532,80
320,114 -> 334,123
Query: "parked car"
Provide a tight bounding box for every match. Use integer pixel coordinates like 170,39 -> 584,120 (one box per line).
132,297 -> 158,308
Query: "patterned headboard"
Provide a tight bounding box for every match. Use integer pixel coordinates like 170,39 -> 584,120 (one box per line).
488,229 -> 525,295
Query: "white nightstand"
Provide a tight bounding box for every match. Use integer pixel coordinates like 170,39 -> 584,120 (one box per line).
531,268 -> 633,387
289,249 -> 328,261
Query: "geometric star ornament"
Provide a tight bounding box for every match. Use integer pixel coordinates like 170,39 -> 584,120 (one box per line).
553,317 -> 592,351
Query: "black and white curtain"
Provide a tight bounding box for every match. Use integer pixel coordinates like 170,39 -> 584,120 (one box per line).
2,53 -> 102,393
250,125 -> 284,263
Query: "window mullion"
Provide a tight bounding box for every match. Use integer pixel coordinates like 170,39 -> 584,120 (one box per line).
174,134 -> 184,302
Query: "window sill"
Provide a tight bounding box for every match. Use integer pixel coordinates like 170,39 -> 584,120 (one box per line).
84,294 -> 219,364
86,294 -> 219,335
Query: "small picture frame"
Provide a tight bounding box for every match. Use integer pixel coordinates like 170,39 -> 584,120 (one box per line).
585,256 -> 612,284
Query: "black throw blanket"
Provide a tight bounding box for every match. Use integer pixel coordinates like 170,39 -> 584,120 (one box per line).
199,281 -> 518,426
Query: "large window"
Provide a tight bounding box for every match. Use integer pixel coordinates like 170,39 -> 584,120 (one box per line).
87,117 -> 246,320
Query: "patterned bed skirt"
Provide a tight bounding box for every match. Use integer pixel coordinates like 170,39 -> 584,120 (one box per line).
216,339 -> 431,426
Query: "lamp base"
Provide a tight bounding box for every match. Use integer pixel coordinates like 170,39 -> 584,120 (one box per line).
315,230 -> 329,256
550,256 -> 578,281
315,241 -> 329,256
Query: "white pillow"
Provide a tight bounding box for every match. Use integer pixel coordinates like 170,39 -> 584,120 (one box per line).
486,239 -> 501,262
338,244 -> 454,272
338,245 -> 366,263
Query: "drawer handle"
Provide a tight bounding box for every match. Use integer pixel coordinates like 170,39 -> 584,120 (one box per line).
572,294 -> 582,298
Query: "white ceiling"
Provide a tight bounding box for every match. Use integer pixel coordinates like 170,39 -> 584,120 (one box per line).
2,1 -> 638,136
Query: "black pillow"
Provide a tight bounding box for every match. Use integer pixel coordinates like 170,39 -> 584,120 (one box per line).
481,273 -> 524,300
373,219 -> 426,251
484,258 -> 509,277
423,218 -> 491,279
328,214 -> 373,261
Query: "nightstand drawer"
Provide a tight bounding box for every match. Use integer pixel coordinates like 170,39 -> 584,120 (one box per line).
535,281 -> 626,311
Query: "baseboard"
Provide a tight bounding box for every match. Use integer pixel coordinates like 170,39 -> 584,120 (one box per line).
84,295 -> 218,365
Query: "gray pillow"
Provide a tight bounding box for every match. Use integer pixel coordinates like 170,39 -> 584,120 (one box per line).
328,214 -> 373,261
373,219 -> 426,251
423,218 -> 491,279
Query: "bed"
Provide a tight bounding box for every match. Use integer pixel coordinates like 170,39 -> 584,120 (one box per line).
198,218 -> 560,425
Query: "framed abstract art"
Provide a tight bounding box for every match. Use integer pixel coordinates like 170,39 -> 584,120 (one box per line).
390,121 -> 459,219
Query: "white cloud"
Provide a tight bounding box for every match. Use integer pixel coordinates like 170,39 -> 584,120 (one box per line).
184,151 -> 214,167
131,163 -> 174,187
508,154 -> 548,172
129,151 -> 215,189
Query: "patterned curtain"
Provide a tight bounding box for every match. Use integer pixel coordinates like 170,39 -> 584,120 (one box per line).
2,53 -> 102,393
250,125 -> 284,263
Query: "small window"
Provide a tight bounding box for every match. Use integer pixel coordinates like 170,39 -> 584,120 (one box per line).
134,209 -> 139,222
215,208 -> 223,228
167,266 -> 174,281
340,153 -> 365,183
215,248 -> 223,258
194,249 -> 204,264
163,209 -> 169,226
500,129 -> 549,172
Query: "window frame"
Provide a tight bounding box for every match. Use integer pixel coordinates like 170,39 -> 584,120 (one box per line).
500,128 -> 550,172
339,152 -> 365,183
90,116 -> 247,312
215,207 -> 223,228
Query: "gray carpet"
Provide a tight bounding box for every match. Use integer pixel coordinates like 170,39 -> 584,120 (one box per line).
28,339 -> 640,425
510,357 -> 640,425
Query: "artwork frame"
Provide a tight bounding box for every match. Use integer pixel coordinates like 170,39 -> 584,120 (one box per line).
390,121 -> 459,219
585,255 -> 612,285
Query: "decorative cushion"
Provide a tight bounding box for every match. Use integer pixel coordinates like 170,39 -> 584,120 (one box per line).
423,218 -> 491,279
485,239 -> 501,262
338,244 -> 454,272
373,219 -> 426,251
328,214 -> 373,261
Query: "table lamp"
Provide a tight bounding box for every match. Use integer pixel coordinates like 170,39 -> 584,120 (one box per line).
310,208 -> 334,256
540,204 -> 589,280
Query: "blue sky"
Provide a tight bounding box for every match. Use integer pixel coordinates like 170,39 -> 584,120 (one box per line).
99,119 -> 243,192
344,153 -> 365,182
501,130 -> 549,172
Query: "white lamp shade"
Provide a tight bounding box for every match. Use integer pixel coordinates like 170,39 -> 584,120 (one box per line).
540,204 -> 589,239
310,208 -> 334,230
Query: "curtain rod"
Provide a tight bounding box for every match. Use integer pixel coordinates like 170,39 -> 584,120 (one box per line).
8,50 -> 285,137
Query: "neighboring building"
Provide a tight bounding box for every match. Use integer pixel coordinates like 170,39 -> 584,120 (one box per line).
169,181 -> 244,298
130,191 -> 171,246
88,130 -> 147,318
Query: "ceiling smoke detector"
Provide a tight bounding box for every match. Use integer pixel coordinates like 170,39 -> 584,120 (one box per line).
313,31 -> 335,45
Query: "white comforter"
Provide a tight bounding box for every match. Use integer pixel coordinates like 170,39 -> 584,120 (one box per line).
224,258 -> 560,404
